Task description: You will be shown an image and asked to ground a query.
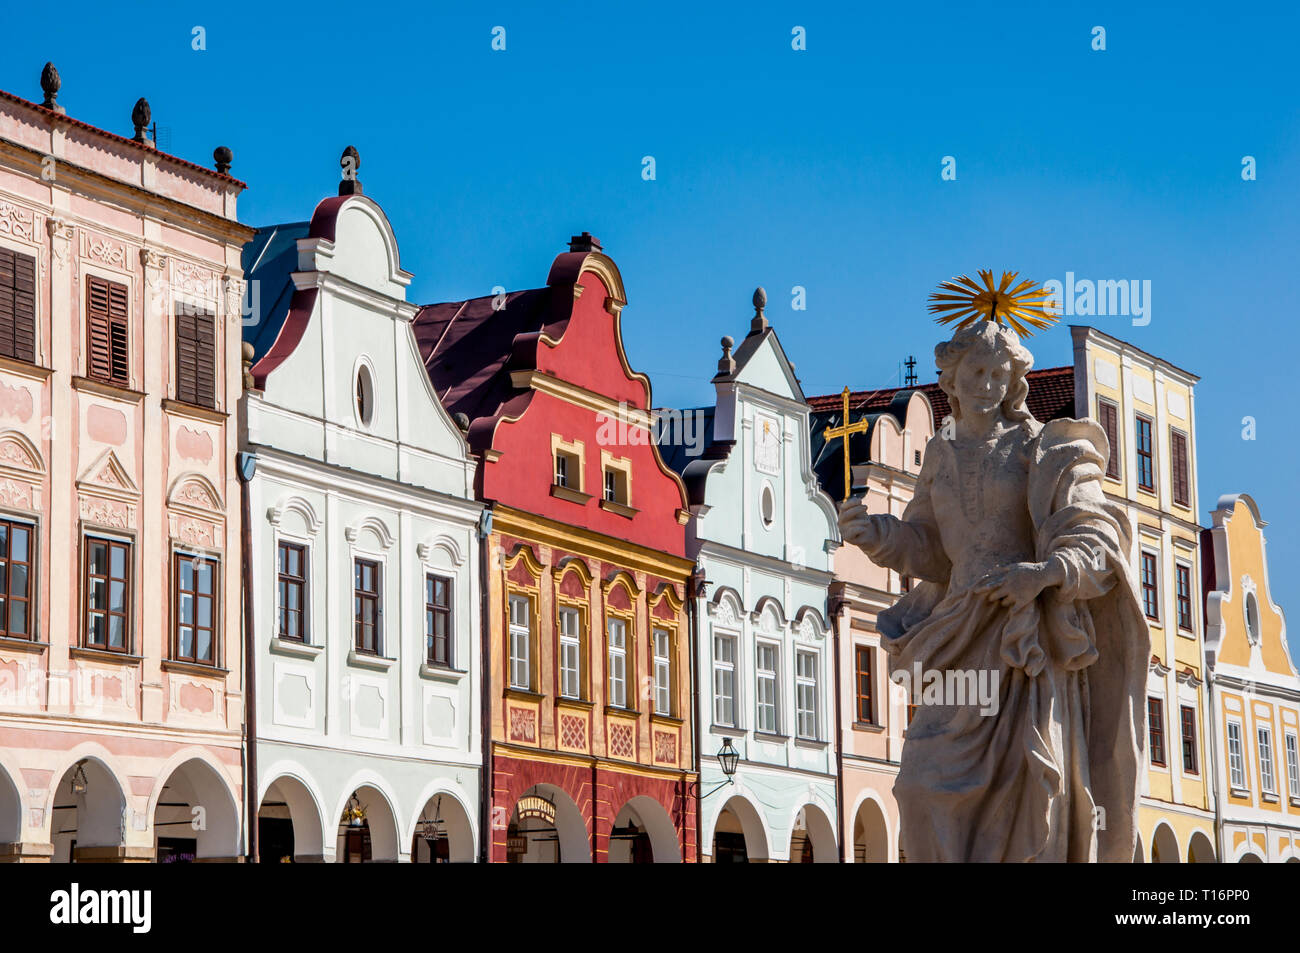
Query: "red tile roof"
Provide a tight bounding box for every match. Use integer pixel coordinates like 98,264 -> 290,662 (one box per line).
808,365 -> 1076,430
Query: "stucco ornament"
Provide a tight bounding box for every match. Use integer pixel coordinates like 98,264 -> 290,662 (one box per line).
838,319 -> 1148,862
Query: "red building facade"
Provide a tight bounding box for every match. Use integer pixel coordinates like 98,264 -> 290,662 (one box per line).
416,233 -> 697,862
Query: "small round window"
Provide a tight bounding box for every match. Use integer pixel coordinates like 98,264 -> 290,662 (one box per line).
760,483 -> 775,528
355,363 -> 375,428
1245,591 -> 1261,644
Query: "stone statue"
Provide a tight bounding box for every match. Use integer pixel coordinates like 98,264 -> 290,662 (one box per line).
838,319 -> 1148,862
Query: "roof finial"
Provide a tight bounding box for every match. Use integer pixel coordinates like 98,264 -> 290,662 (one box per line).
41,62 -> 65,114
213,146 -> 233,175
904,354 -> 918,387
340,145 -> 362,195
568,231 -> 602,253
131,98 -> 152,145
750,286 -> 768,334
717,335 -> 736,376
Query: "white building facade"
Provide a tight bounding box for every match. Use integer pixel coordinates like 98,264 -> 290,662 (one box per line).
239,165 -> 482,862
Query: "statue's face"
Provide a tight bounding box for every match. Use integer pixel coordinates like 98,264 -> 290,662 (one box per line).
953,349 -> 1012,416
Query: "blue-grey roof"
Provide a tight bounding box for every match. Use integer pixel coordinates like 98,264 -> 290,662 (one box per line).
241,222 -> 310,363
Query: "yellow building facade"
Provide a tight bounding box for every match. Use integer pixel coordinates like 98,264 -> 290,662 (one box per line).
1203,494 -> 1300,862
1070,326 -> 1216,862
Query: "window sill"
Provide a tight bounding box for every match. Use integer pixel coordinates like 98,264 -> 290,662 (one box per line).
161,398 -> 226,423
419,664 -> 466,683
650,712 -> 684,726
0,355 -> 53,381
556,696 -> 595,709
1176,628 -> 1197,639
852,721 -> 884,733
161,658 -> 229,678
794,737 -> 828,750
347,650 -> 395,672
0,635 -> 46,655
505,687 -> 546,703
1289,796 -> 1300,808
550,484 -> 591,506
709,723 -> 743,736
1261,792 -> 1280,804
604,705 -> 640,718
71,375 -> 145,403
753,730 -> 789,743
69,646 -> 142,665
1230,787 -> 1251,799
270,637 -> 323,659
598,499 -> 638,519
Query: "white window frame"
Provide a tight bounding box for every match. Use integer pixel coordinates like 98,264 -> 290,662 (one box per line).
558,605 -> 582,700
607,617 -> 628,709
1286,731 -> 1300,800
652,626 -> 672,716
1258,724 -> 1276,795
1227,719 -> 1247,790
713,631 -> 737,727
755,640 -> 780,734
795,649 -> 819,741
508,594 -> 532,691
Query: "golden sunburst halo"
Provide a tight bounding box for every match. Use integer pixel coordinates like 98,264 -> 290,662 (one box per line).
927,270 -> 1059,337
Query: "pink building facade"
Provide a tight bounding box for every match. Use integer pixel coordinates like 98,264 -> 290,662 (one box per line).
0,71 -> 252,861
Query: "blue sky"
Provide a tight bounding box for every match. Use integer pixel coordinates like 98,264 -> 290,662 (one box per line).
7,1 -> 1297,652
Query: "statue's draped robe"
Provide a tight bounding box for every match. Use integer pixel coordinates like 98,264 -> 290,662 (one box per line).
876,417 -> 1147,862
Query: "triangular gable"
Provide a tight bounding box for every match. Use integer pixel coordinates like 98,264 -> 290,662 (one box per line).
729,328 -> 805,404
77,449 -> 139,499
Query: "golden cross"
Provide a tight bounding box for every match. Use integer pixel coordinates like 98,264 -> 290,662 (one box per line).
822,387 -> 870,501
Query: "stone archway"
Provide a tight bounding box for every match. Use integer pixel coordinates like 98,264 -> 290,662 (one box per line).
789,803 -> 837,863
258,774 -> 325,862
852,797 -> 890,863
0,761 -> 20,846
1187,830 -> 1215,863
506,784 -> 590,863
335,784 -> 401,863
710,794 -> 769,863
410,792 -> 475,863
1151,823 -> 1180,863
152,758 -> 240,861
1133,834 -> 1145,863
51,758 -> 128,862
1238,851 -> 1264,863
609,795 -> 680,863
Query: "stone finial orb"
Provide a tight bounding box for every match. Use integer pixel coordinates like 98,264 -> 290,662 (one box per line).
213,146 -> 233,175
339,145 -> 363,195
454,412 -> 471,432
41,62 -> 65,114
721,335 -> 735,353
131,98 -> 151,142
750,285 -> 769,334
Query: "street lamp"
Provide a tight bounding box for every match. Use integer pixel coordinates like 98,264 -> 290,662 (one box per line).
71,761 -> 89,796
693,738 -> 741,801
419,796 -> 446,842
344,793 -> 366,829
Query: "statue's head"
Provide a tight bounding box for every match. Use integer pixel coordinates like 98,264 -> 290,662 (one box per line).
935,321 -> 1034,422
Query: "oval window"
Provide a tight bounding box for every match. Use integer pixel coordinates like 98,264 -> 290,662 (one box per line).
1245,591 -> 1261,644
760,483 -> 775,527
355,363 -> 375,427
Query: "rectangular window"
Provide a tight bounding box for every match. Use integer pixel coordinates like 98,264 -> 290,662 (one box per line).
0,246 -> 37,363
607,618 -> 628,708
1147,697 -> 1166,767
1259,726 -> 1276,794
652,627 -> 672,716
1097,397 -> 1120,480
276,541 -> 307,641
713,633 -> 736,727
1170,429 -> 1190,507
1175,563 -> 1193,631
1227,721 -> 1246,789
353,558 -> 381,655
855,646 -> 874,724
558,606 -> 582,699
1180,704 -> 1198,775
508,594 -> 531,691
173,553 -> 217,664
755,642 -> 778,734
1135,414 -> 1155,492
425,573 -> 452,666
795,650 -> 819,740
554,453 -> 568,488
604,470 -> 616,502
84,536 -> 130,652
0,518 -> 34,638
175,304 -> 216,408
86,275 -> 129,387
1140,551 -> 1160,620
1286,733 -> 1299,799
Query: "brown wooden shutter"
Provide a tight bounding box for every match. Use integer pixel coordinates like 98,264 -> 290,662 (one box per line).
0,247 -> 37,363
1171,430 -> 1189,507
176,306 -> 216,408
86,275 -> 129,385
1098,398 -> 1120,479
